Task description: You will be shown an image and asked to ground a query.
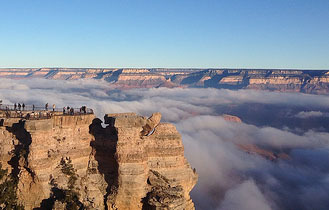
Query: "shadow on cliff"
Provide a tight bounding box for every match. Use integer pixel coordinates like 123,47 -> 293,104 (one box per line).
6,120 -> 34,180
89,118 -> 119,210
36,186 -> 84,210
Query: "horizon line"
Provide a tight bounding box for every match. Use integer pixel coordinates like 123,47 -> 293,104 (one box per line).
0,67 -> 328,71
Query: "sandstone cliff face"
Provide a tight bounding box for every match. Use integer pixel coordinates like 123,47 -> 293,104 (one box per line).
0,112 -> 197,210
100,112 -> 198,210
0,115 -> 102,209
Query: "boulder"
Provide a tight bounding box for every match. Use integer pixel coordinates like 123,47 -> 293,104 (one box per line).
141,112 -> 162,136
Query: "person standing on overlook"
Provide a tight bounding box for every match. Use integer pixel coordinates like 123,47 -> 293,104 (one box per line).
45,103 -> 48,111
14,103 -> 17,111
22,103 -> 25,111
18,103 -> 21,111
82,106 -> 87,114
52,104 -> 56,112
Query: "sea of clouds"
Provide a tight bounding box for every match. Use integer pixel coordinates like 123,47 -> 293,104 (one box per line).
1,78 -> 329,210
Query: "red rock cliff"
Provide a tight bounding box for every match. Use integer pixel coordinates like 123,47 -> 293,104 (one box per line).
0,112 -> 197,210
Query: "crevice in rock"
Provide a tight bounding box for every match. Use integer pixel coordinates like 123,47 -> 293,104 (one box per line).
89,118 -> 119,210
6,120 -> 34,180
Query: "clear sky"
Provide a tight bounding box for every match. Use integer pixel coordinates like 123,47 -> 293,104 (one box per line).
0,0 -> 329,69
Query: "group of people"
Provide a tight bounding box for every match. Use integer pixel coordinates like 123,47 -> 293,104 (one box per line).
11,103 -> 55,112
1,101 -> 92,116
44,103 -> 56,111
10,102 -> 90,113
63,106 -> 75,115
62,105 -> 88,115
13,103 -> 26,111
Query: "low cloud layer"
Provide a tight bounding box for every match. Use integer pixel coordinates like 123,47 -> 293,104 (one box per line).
178,115 -> 329,210
219,180 -> 272,210
1,78 -> 329,210
295,111 -> 329,118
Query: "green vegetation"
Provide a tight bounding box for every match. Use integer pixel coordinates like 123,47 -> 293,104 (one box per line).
40,158 -> 83,209
0,163 -> 24,210
43,158 -> 82,210
59,157 -> 81,210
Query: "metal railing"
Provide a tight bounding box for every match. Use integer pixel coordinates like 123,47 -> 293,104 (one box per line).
0,104 -> 93,120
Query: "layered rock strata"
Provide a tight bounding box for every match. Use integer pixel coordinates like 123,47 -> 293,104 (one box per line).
101,112 -> 198,209
0,68 -> 328,94
0,111 -> 197,210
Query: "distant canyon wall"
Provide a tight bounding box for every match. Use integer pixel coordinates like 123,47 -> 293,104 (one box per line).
0,68 -> 329,94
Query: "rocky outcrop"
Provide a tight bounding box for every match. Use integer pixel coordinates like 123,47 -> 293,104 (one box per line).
1,68 -> 328,94
237,144 -> 290,161
0,111 -> 197,209
141,112 -> 162,136
144,170 -> 189,209
221,114 -> 242,123
218,114 -> 289,161
102,112 -> 197,210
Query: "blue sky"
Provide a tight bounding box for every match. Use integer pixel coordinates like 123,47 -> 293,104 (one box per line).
0,0 -> 329,68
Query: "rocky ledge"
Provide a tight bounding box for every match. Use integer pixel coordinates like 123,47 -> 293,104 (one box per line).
0,112 -> 197,210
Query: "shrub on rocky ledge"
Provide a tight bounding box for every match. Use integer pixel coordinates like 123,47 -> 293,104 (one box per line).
0,163 -> 24,210
58,157 -> 82,210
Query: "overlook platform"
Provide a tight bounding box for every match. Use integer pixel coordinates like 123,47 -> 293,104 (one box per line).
0,104 -> 93,120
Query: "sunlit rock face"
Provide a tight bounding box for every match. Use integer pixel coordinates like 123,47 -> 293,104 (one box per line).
0,114 -> 100,209
0,68 -> 328,94
103,112 -> 198,210
0,111 -> 197,210
221,114 -> 242,123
